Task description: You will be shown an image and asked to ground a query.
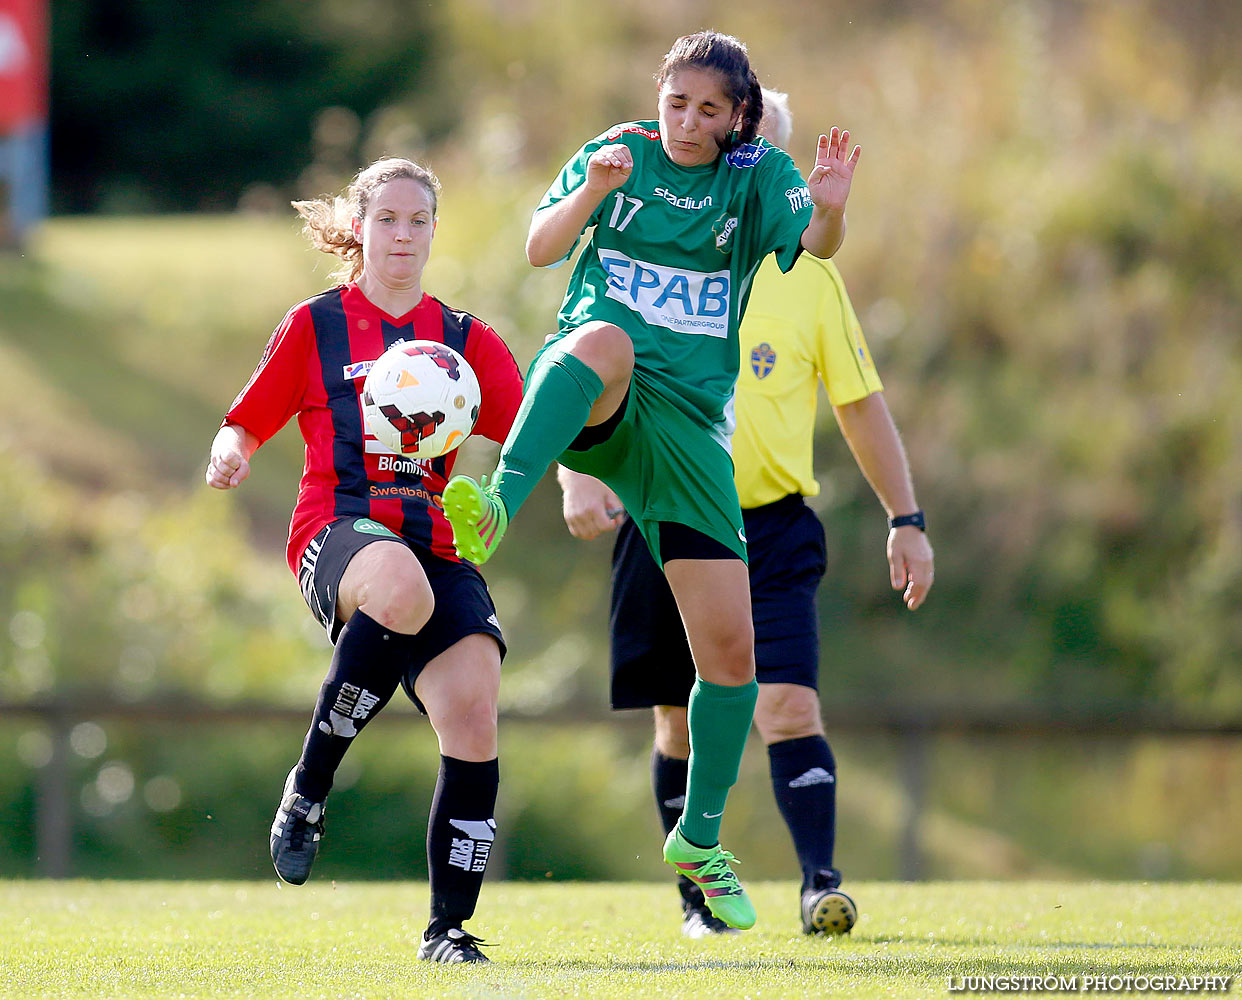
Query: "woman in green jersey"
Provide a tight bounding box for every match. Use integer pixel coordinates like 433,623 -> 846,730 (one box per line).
444,29 -> 859,931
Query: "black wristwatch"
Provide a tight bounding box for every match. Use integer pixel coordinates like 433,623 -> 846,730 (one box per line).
889,510 -> 926,532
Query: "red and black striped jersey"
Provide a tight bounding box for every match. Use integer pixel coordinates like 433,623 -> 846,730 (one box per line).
224,283 -> 523,574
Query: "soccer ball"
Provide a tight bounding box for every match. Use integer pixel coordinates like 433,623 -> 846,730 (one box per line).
361,340 -> 481,459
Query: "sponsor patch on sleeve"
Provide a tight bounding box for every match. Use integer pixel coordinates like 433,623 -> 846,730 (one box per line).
604,124 -> 661,142
726,143 -> 772,168
785,185 -> 813,212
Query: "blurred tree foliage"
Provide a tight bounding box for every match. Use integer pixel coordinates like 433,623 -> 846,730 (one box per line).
23,0 -> 1242,715
50,0 -> 1242,212
50,0 -> 437,212
0,444 -> 321,705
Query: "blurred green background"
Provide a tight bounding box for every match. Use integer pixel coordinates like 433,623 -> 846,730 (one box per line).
1,0 -> 1240,884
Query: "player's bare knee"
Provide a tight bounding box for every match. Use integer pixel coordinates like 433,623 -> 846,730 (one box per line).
756,711 -> 823,744
362,573 -> 433,634
653,707 -> 690,758
436,693 -> 498,754
708,626 -> 756,686
568,321 -> 634,385
341,544 -> 433,634
698,654 -> 755,688
755,684 -> 824,743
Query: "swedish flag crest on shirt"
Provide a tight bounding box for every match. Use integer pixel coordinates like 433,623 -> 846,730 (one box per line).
750,342 -> 777,379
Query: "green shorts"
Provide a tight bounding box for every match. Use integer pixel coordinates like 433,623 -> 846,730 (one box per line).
533,341 -> 746,567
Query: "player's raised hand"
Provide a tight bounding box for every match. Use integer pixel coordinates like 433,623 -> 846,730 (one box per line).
585,144 -> 634,194
806,127 -> 861,213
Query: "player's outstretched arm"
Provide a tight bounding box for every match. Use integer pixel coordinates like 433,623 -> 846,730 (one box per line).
556,465 -> 625,540
801,127 -> 861,259
526,144 -> 634,267
206,422 -> 260,490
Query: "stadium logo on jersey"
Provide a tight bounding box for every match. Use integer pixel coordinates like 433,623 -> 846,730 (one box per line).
604,124 -> 660,142
725,142 -> 771,168
750,342 -> 776,379
785,185 -> 813,213
713,213 -> 738,253
653,186 -> 713,211
342,360 -> 376,381
598,250 -> 730,338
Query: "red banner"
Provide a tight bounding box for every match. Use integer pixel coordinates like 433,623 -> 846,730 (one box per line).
0,0 -> 47,134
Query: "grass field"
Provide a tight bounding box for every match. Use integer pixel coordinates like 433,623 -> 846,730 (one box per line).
2,880 -> 1238,999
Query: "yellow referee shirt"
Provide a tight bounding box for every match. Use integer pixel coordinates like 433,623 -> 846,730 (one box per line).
732,253 -> 883,508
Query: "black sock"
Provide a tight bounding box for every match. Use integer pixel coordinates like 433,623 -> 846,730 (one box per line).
768,735 -> 838,887
651,745 -> 689,835
427,755 -> 499,935
293,610 -> 414,802
651,745 -> 698,906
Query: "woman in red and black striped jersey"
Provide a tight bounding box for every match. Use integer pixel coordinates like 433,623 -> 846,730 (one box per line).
206,157 -> 522,964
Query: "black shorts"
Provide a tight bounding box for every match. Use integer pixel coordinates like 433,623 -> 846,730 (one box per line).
609,494 -> 826,710
297,517 -> 506,714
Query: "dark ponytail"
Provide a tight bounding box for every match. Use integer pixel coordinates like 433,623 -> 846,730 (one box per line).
736,69 -> 764,147
656,30 -> 763,151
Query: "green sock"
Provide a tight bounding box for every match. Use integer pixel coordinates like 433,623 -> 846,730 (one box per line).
678,677 -> 759,847
491,344 -> 604,517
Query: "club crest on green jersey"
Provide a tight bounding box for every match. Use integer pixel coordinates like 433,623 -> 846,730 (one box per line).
713,212 -> 738,253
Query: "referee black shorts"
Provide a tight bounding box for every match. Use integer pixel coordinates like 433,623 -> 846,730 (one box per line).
608,493 -> 827,710
297,516 -> 506,714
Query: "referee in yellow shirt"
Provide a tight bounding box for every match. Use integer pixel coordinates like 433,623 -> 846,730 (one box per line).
559,89 -> 934,938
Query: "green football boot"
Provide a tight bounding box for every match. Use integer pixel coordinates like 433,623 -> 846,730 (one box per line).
443,475 -> 508,565
663,826 -> 756,930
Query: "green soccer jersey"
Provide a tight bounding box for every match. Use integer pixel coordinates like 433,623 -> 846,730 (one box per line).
538,121 -> 814,447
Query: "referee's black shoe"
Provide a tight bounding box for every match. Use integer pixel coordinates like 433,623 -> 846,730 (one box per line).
269,768 -> 325,885
801,868 -> 858,935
